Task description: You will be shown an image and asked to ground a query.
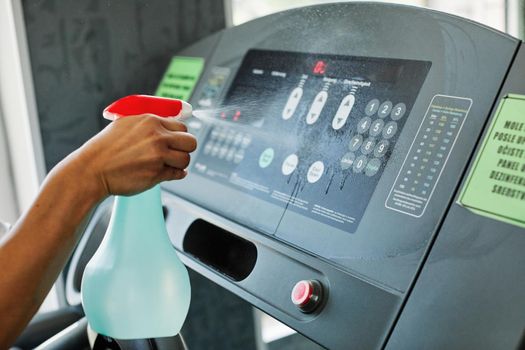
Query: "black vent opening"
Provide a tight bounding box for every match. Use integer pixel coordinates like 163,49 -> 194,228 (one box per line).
183,220 -> 257,282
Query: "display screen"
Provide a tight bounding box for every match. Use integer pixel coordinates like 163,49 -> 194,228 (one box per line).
192,49 -> 430,233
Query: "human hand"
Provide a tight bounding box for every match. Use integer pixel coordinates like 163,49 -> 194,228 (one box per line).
60,114 -> 197,199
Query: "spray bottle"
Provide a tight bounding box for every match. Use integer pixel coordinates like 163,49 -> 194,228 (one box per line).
81,95 -> 192,339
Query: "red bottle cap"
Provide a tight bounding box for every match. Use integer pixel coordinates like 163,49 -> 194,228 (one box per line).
103,95 -> 192,120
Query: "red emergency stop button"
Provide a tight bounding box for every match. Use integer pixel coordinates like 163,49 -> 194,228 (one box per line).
291,280 -> 323,313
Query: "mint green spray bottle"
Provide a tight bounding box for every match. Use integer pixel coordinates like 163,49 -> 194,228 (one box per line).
81,95 -> 192,339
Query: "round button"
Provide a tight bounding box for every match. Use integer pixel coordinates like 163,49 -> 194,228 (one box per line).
378,101 -> 393,118
369,119 -> 384,137
203,141 -> 214,155
292,281 -> 311,307
340,152 -> 356,170
365,99 -> 380,116
291,280 -> 323,313
234,149 -> 244,164
225,130 -> 236,144
259,148 -> 275,168
282,154 -> 299,175
307,161 -> 325,184
226,148 -> 236,162
241,135 -> 252,148
353,155 -> 368,173
357,117 -> 372,134
233,133 -> 243,146
391,103 -> 406,120
348,134 -> 363,152
374,140 -> 389,158
210,128 -> 220,140
382,121 -> 398,139
211,143 -> 220,157
217,129 -> 227,142
361,138 -> 376,155
219,145 -> 229,159
365,158 -> 382,176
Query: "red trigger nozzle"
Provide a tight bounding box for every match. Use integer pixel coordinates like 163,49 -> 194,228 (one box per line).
103,95 -> 192,121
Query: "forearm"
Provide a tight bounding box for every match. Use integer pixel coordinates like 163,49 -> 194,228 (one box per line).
0,114 -> 195,348
0,158 -> 105,347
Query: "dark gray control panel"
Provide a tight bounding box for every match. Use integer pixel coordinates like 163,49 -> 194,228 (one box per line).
160,3 -> 523,349
193,50 -> 430,234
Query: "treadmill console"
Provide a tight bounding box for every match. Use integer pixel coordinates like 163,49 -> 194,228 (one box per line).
194,49 -> 430,234
156,3 -> 525,349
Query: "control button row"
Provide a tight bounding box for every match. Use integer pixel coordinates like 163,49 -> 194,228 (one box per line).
365,99 -> 406,120
349,136 -> 390,157
340,153 -> 382,176
283,93 -> 406,130
257,150 -> 321,183
283,89 -> 357,130
256,149 -> 381,182
256,151 -> 327,184
209,127 -> 252,148
357,117 -> 398,139
203,141 -> 245,164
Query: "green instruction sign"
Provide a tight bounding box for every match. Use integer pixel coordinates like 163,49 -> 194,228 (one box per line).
155,56 -> 204,100
459,94 -> 525,228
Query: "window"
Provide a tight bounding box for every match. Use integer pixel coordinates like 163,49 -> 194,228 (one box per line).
231,0 -> 507,33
